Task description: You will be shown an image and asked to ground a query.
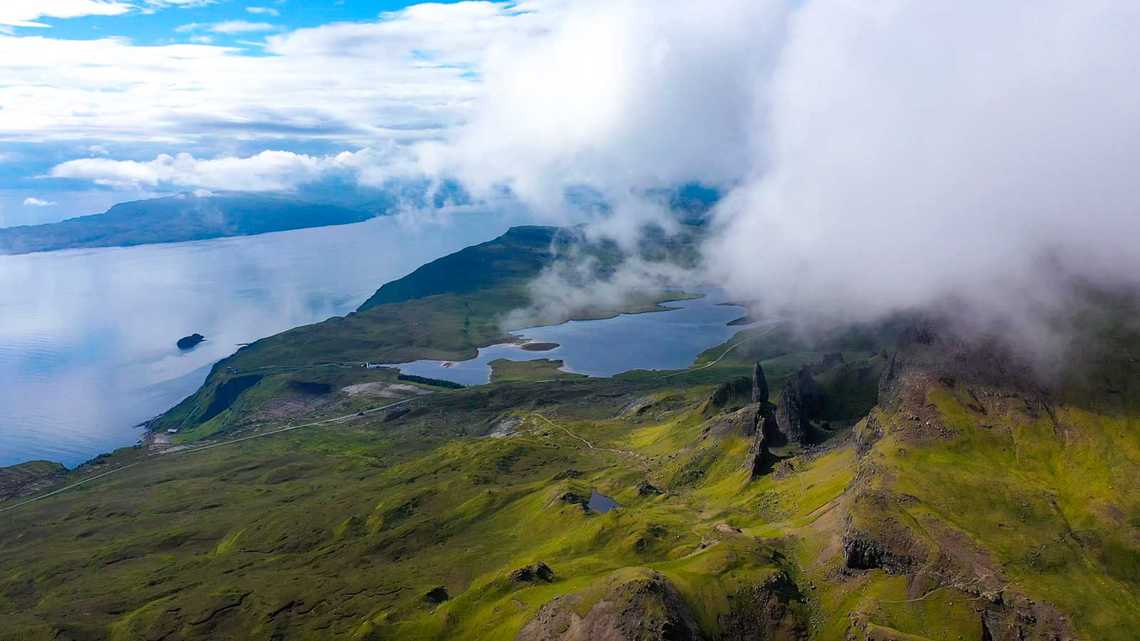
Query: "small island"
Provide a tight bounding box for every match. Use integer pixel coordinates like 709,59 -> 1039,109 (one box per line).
520,342 -> 560,352
176,333 -> 206,350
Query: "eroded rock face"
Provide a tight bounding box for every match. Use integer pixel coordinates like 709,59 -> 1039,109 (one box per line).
703,404 -> 761,440
752,362 -> 770,404
774,367 -> 824,446
877,317 -> 1040,411
981,592 -> 1078,641
717,571 -> 808,641
736,362 -> 785,479
704,377 -> 753,417
843,320 -> 1082,641
515,570 -> 703,641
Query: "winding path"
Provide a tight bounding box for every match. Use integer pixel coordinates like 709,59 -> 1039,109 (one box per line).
526,412 -> 650,469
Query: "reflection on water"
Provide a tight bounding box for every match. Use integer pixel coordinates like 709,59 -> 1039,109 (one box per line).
396,293 -> 748,386
0,211 -> 523,467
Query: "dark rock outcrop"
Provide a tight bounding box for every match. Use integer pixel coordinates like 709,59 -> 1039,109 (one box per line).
559,492 -> 589,510
704,377 -> 753,417
423,586 -> 450,605
752,362 -> 769,403
510,562 -> 555,584
515,570 -> 703,641
744,363 -> 786,479
877,317 -> 1040,411
717,571 -> 808,641
638,481 -> 663,496
980,592 -> 1078,641
703,405 -> 761,440
774,367 -> 824,446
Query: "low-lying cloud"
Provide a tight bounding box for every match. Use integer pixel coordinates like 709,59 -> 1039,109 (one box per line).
708,1 -> 1140,317
24,0 -> 1140,360
428,0 -> 1140,360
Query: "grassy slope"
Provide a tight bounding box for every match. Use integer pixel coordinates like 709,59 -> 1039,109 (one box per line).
1,229 -> 1136,640
5,341 -> 1134,641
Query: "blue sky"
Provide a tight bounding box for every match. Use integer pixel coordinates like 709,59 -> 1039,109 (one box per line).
0,0 -> 506,226
35,1 -> 454,47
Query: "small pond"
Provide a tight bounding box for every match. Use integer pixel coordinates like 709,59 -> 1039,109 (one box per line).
587,489 -> 620,513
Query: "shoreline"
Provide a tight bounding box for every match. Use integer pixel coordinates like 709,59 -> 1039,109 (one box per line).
0,291 -> 718,475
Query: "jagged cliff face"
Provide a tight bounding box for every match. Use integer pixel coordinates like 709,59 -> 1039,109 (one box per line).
836,319 -> 1137,641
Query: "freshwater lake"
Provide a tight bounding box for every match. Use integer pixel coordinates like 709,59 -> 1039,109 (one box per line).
396,293 -> 747,385
0,211 -> 746,468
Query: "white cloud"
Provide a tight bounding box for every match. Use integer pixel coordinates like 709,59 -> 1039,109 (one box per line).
0,0 -> 212,27
23,197 -> 57,207
0,1 -> 131,27
246,6 -> 279,17
28,0 -> 1140,356
179,20 -> 276,34
50,146 -> 422,191
0,1 -> 553,144
417,0 -> 788,232
422,0 -> 1140,358
705,1 -> 1140,337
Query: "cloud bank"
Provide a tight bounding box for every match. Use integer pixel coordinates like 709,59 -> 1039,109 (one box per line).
50,146 -> 423,192
430,0 -> 1140,356
419,0 -> 788,223
21,0 -> 1140,356
705,1 -> 1140,337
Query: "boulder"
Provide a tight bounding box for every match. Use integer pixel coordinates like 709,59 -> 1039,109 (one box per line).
637,480 -> 663,496
510,561 -> 555,584
423,586 -> 450,605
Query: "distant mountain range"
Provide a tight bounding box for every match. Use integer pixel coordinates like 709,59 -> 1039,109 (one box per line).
0,193 -> 375,255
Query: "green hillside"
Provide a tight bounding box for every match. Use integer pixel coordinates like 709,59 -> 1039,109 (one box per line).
0,229 -> 1136,641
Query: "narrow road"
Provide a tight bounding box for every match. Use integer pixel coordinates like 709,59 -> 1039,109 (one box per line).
0,396 -> 423,514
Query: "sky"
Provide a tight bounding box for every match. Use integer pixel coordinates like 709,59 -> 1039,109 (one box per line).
0,0 -> 528,225
2,0 -> 1139,362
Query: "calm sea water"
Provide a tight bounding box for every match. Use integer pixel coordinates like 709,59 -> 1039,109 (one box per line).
396,293 -> 748,385
0,211 -> 526,467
